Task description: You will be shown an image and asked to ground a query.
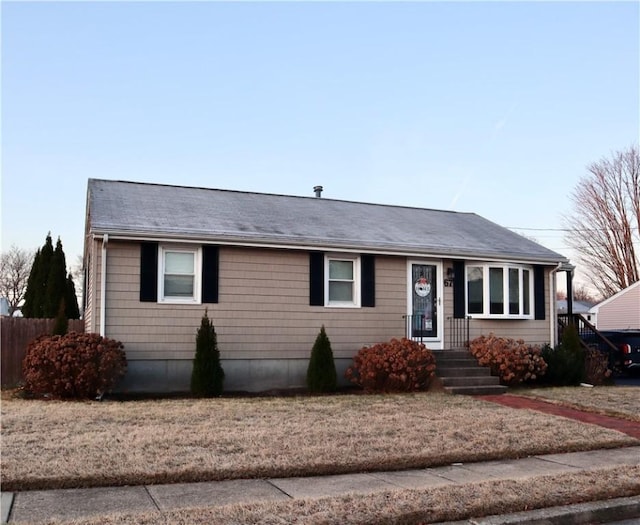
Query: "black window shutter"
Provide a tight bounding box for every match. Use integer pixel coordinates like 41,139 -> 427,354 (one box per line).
140,242 -> 158,302
361,255 -> 375,307
534,265 -> 545,320
453,260 -> 466,318
202,245 -> 219,304
309,252 -> 325,306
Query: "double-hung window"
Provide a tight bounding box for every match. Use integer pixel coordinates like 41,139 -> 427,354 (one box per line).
466,264 -> 532,318
325,256 -> 361,307
159,246 -> 202,303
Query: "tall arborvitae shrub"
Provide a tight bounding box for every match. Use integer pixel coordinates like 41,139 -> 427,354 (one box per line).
190,310 -> 224,397
22,234 -> 79,319
21,248 -> 42,318
23,235 -> 54,318
306,325 -> 337,393
65,274 -> 80,319
52,299 -> 68,336
45,238 -> 67,318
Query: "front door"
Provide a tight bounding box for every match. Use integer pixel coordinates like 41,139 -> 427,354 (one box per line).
408,261 -> 442,348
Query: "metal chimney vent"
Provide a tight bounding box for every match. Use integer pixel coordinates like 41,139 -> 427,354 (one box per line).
313,185 -> 323,198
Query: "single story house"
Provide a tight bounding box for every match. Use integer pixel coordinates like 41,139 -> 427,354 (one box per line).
557,299 -> 594,317
588,281 -> 640,330
83,179 -> 569,392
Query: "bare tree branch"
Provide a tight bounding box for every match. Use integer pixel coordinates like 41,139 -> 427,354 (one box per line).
564,145 -> 640,298
0,246 -> 34,315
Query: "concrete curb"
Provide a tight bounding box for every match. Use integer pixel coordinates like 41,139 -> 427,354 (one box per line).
438,495 -> 640,524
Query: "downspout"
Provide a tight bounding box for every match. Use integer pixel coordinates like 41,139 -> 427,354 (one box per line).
100,234 -> 108,336
549,262 -> 562,346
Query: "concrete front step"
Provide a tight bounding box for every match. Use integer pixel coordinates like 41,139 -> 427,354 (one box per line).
434,358 -> 478,368
435,366 -> 492,378
440,375 -> 502,387
433,349 -> 506,395
444,384 -> 508,395
432,350 -> 474,360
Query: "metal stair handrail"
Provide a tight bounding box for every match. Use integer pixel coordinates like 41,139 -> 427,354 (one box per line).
557,313 -> 619,355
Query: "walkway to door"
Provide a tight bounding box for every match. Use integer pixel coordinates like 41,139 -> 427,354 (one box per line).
477,394 -> 640,439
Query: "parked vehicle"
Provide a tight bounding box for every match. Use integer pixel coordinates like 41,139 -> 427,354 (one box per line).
598,330 -> 640,376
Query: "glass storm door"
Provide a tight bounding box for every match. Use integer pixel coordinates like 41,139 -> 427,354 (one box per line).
410,263 -> 439,340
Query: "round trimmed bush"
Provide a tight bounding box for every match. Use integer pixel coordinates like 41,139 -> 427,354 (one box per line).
23,331 -> 127,399
469,333 -> 547,386
345,338 -> 436,393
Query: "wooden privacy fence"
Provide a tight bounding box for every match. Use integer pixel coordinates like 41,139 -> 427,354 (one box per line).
1,317 -> 85,388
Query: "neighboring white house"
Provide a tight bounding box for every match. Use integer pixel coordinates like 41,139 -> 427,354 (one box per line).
588,281 -> 640,330
557,300 -> 594,315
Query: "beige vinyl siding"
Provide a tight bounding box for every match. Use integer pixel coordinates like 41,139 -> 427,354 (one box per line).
595,284 -> 640,330
83,238 -> 99,334
97,243 -> 555,361
102,242 -> 407,361
467,320 -> 551,346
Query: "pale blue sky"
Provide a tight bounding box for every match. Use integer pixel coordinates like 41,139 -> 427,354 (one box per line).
2,1 -> 639,287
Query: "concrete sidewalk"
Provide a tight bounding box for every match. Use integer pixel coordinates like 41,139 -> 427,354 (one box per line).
2,446 -> 639,524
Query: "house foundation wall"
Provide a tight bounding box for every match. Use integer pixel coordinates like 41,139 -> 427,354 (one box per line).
115,358 -> 354,394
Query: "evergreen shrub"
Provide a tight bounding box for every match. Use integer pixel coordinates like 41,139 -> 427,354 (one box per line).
22,234 -> 80,319
306,325 -> 337,393
23,332 -> 126,399
51,299 -> 68,336
345,338 -> 436,393
190,310 -> 224,397
541,324 -> 585,385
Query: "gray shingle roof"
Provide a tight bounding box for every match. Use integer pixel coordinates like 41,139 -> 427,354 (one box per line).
87,179 -> 567,264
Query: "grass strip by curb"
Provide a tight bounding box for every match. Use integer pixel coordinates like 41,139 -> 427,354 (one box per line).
14,465 -> 640,525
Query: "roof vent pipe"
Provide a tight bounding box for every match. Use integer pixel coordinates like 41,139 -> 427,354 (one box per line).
314,185 -> 323,198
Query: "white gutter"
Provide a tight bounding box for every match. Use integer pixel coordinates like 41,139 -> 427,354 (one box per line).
100,234 -> 108,336
549,262 -> 563,345
89,231 -> 567,266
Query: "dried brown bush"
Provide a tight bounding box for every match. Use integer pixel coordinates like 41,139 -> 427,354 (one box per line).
469,333 -> 547,386
345,338 -> 436,392
583,347 -> 612,385
23,331 -> 126,399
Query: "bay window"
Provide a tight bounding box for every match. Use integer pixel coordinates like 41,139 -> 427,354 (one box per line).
466,264 -> 533,318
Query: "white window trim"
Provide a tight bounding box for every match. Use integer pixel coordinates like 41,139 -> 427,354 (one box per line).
465,263 -> 534,319
325,255 -> 361,308
158,245 -> 202,304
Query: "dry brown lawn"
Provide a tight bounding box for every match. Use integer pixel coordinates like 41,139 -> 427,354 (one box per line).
13,466 -> 640,525
515,386 -> 640,422
2,392 -> 637,491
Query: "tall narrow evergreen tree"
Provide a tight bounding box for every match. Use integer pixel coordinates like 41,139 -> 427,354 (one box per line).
65,274 -> 80,319
46,238 -> 67,318
22,233 -> 79,319
21,248 -> 41,318
52,299 -> 69,336
306,325 -> 337,393
190,310 -> 225,397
